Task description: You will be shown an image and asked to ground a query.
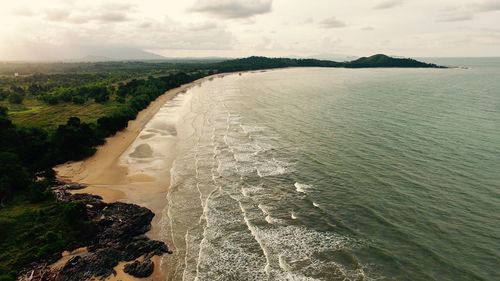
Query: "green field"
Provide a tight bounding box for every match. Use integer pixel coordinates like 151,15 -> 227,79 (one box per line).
1,98 -> 120,129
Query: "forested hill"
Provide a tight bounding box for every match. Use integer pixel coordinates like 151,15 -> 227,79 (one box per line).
211,54 -> 442,72
211,56 -> 342,71
344,54 -> 442,68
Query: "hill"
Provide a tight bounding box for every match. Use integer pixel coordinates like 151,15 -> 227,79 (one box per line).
209,55 -> 442,72
344,54 -> 441,68
211,56 -> 342,72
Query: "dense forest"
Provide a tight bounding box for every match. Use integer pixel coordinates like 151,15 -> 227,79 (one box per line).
0,55 -> 441,279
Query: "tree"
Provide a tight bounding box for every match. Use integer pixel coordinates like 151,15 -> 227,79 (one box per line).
51,117 -> 103,161
0,106 -> 7,117
8,93 -> 23,104
0,152 -> 30,201
0,89 -> 7,101
28,83 -> 43,95
9,85 -> 25,96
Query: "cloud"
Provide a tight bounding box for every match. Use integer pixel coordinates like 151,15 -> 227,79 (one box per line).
138,22 -> 153,29
100,2 -> 136,12
44,9 -> 71,22
373,0 -> 405,10
41,2 -> 133,24
44,9 -> 131,24
254,36 -> 273,49
438,13 -> 474,22
437,1 -> 500,23
187,22 -> 219,31
96,12 -> 130,23
301,18 -> 314,24
438,6 -> 475,22
11,7 -> 34,17
319,17 -> 346,28
473,0 -> 500,12
190,0 -> 273,19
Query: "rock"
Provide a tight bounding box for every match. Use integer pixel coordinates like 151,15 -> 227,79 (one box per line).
65,183 -> 88,190
59,248 -> 122,281
123,259 -> 154,278
20,192 -> 171,280
17,263 -> 59,281
51,183 -> 88,191
120,236 -> 171,261
96,202 -> 154,244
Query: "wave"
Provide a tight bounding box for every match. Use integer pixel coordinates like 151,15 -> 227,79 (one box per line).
294,182 -> 313,193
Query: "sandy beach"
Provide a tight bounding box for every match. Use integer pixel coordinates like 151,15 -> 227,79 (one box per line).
54,75 -> 213,281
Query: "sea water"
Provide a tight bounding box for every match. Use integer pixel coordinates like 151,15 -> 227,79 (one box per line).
159,61 -> 500,281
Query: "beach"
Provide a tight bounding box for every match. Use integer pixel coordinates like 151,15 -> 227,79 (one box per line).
54,75 -> 213,280
51,65 -> 500,281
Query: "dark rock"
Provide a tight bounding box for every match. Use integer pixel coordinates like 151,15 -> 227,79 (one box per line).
123,259 -> 154,278
21,192 -> 171,280
59,248 -> 122,281
120,235 -> 172,261
97,202 -> 154,244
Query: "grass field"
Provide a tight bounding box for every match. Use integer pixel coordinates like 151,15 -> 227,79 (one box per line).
1,98 -> 121,129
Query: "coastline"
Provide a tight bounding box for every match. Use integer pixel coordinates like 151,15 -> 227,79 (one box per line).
54,74 -> 218,280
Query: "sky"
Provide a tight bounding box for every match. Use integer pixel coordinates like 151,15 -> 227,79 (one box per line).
0,0 -> 499,60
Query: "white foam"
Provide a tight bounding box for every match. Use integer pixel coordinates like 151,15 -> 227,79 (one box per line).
265,215 -> 274,224
294,182 -> 313,193
313,202 -> 320,207
156,75 -> 371,280
278,254 -> 292,271
256,159 -> 290,177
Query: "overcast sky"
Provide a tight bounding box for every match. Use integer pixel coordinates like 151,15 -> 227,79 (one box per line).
1,0 -> 499,60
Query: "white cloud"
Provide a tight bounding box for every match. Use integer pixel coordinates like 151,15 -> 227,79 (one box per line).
0,0 -> 499,59
95,12 -> 131,23
187,21 -> 219,31
319,17 -> 346,28
438,12 -> 474,22
373,0 -> 405,10
190,0 -> 273,19
474,0 -> 500,12
11,7 -> 34,17
44,8 -> 70,22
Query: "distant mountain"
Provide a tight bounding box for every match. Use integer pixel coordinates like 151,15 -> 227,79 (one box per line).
78,48 -> 166,61
79,55 -> 114,62
344,54 -> 441,68
212,54 -> 443,72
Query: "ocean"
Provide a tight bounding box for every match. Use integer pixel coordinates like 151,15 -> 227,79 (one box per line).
154,59 -> 499,280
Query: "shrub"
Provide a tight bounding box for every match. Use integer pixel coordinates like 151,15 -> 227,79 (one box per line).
7,93 -> 23,104
62,202 -> 87,224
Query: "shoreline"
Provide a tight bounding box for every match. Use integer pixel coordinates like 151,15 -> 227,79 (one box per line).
54,73 -> 220,280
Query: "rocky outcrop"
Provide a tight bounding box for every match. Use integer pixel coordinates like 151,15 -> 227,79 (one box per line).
123,259 -> 154,278
18,191 -> 171,281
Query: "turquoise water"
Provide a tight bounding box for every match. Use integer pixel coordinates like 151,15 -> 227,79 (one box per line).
162,62 -> 500,280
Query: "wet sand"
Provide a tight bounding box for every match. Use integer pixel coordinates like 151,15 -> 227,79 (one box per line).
54,76 -> 213,280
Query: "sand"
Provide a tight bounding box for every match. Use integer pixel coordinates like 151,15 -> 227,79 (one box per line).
54,75 -> 214,281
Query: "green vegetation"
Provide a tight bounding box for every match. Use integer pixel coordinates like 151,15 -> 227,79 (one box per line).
344,54 -> 442,68
0,55 -> 439,129
0,69 -> 206,279
0,200 -> 94,280
0,55 -> 442,279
